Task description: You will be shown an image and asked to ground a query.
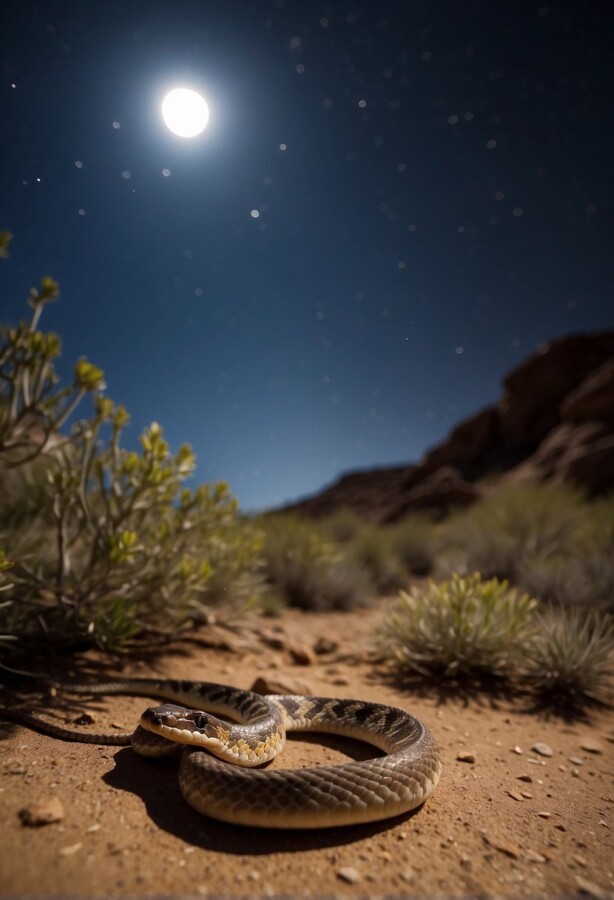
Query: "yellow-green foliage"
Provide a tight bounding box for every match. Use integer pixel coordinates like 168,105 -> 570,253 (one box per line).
384,572 -> 536,678
349,526 -> 408,594
442,483 -> 586,582
522,607 -> 614,704
321,508 -> 365,543
0,260 -> 262,659
260,514 -> 369,610
389,515 -> 437,576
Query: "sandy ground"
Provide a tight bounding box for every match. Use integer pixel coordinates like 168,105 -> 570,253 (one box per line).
1,606 -> 613,898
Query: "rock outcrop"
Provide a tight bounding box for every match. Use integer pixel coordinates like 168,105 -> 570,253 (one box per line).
280,331 -> 614,522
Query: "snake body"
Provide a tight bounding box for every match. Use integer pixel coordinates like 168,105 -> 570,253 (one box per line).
3,679 -> 442,829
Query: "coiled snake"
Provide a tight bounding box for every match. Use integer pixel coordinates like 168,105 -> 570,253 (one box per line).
3,679 -> 442,829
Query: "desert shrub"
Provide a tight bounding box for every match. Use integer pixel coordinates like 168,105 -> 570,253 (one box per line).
383,572 -> 536,679
348,526 -> 408,594
321,508 -> 365,543
260,514 -> 370,610
0,248 -> 262,661
388,515 -> 437,576
521,607 -> 614,704
441,483 -> 587,582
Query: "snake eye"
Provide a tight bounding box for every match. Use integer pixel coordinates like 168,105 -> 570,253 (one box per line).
194,713 -> 208,730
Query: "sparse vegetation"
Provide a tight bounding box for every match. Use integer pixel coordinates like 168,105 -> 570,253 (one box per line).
260,514 -> 369,611
521,607 -> 614,704
0,245 -> 262,663
382,573 -> 537,679
441,483 -> 587,583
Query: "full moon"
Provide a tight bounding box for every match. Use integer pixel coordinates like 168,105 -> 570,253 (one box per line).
162,88 -> 209,138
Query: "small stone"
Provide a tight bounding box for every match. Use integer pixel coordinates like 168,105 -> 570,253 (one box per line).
569,756 -> 583,765
251,675 -> 313,696
575,875 -> 608,898
532,742 -> 553,757
507,791 -> 524,801
517,774 -> 533,783
73,712 -> 95,725
58,842 -> 82,857
314,636 -> 338,655
537,811 -> 551,819
86,824 -> 101,833
579,739 -> 603,755
512,745 -> 523,755
525,849 -> 547,863
288,643 -> 316,666
457,752 -> 475,763
337,867 -> 361,884
18,797 -> 64,827
574,854 -> 587,867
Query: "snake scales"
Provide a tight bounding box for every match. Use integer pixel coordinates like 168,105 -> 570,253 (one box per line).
2,679 -> 442,829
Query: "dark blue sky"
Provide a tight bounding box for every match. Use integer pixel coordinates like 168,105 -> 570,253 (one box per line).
2,0 -> 612,510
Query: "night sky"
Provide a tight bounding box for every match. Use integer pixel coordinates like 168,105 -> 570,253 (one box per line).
2,1 -> 612,511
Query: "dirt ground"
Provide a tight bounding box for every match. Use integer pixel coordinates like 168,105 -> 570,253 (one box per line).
1,606 -> 613,898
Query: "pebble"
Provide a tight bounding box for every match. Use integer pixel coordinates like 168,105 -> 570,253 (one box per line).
532,742 -> 553,757
569,756 -> 583,766
18,797 -> 64,827
537,811 -> 551,819
580,739 -> 603,755
512,745 -> 523,755
575,875 -> 608,898
457,752 -> 475,764
288,643 -> 316,666
517,774 -> 533,783
58,842 -> 82,857
337,867 -> 361,884
251,675 -> 313,696
525,849 -> 547,863
507,791 -> 524,802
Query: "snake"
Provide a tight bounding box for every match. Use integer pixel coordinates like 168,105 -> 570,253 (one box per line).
1,679 -> 442,829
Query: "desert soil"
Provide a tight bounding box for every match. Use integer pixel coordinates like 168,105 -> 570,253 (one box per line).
1,605 -> 613,898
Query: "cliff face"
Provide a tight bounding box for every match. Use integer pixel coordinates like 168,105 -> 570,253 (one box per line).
280,332 -> 614,522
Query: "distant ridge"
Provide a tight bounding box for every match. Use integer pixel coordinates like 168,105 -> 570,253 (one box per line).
280,331 -> 614,522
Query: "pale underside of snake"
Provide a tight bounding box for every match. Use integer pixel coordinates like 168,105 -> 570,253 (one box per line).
2,679 -> 442,829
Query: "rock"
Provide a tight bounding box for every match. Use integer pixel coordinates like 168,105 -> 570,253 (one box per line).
579,739 -> 603,754
525,849 -> 547,863
275,331 -> 614,522
575,875 -> 609,898
456,752 -> 476,763
507,791 -> 524,802
73,712 -> 95,725
251,675 -> 313,696
562,358 -> 614,425
499,333 -> 614,447
18,797 -> 64,827
537,811 -> 551,818
482,834 -> 521,860
531,742 -> 553,757
337,867 -> 361,884
517,774 -> 532,782
58,843 -> 82,857
288,643 -> 316,666
313,636 -> 339,655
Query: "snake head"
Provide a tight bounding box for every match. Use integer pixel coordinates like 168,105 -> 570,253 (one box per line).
140,703 -> 221,744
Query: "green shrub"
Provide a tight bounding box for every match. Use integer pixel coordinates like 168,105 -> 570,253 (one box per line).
521,607 -> 614,704
442,483 -> 587,582
321,508 -> 365,543
383,572 -> 536,679
389,515 -> 437,576
0,249 -> 263,660
260,514 -> 370,610
348,526 -> 408,594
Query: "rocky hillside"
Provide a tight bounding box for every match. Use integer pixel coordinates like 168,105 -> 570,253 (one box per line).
281,331 -> 614,523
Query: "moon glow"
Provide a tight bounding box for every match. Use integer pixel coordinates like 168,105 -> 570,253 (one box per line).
162,88 -> 209,138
